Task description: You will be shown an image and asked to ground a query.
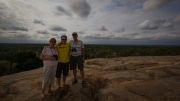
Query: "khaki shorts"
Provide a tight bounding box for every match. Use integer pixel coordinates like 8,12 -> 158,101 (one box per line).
70,55 -> 84,70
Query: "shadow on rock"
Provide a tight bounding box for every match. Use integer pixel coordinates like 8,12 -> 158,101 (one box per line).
26,76 -> 109,101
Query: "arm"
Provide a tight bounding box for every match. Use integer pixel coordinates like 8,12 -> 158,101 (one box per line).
39,49 -> 56,61
69,43 -> 71,56
40,53 -> 55,60
80,41 -> 85,63
40,53 -> 47,60
54,44 -> 58,49
81,48 -> 85,63
58,42 -> 62,46
43,46 -> 50,50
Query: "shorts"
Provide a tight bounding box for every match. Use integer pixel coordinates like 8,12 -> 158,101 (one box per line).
70,55 -> 84,70
55,62 -> 69,78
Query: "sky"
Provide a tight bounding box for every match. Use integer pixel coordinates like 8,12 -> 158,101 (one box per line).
0,0 -> 180,45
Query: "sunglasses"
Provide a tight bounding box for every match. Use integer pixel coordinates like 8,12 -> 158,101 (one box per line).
61,39 -> 67,40
72,34 -> 77,36
50,41 -> 56,43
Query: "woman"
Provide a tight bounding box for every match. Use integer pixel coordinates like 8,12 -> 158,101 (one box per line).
40,38 -> 58,99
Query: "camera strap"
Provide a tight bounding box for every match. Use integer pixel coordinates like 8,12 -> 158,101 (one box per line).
50,48 -> 57,55
72,41 -> 77,48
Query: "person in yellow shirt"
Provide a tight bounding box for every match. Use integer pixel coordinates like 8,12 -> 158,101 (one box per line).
54,35 -> 70,91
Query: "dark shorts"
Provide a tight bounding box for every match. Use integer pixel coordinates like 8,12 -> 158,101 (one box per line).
55,62 -> 69,78
70,55 -> 84,70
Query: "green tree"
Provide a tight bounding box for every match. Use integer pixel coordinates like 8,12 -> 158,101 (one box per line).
14,52 -> 42,71
0,64 -> 6,76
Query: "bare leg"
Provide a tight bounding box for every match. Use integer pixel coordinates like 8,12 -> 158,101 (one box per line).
80,69 -> 87,87
73,69 -> 77,79
41,89 -> 45,99
80,69 -> 84,81
63,76 -> 66,85
48,85 -> 52,92
72,69 -> 78,85
56,78 -> 61,90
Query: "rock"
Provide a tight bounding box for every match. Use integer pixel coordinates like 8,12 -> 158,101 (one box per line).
0,56 -> 180,101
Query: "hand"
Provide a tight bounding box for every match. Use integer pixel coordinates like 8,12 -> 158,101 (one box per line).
58,42 -> 62,46
45,56 -> 55,61
49,56 -> 56,61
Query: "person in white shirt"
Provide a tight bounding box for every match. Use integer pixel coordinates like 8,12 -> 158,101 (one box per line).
69,32 -> 87,87
40,38 -> 58,99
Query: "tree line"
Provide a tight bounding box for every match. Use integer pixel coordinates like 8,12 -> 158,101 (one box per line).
85,44 -> 180,59
0,44 -> 180,76
0,44 -> 45,76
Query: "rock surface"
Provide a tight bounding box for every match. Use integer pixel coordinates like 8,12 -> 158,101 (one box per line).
0,56 -> 180,101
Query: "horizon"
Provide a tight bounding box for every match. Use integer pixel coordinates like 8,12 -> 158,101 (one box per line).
0,42 -> 180,46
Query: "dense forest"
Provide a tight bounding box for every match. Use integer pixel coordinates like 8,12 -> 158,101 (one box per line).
0,43 -> 180,76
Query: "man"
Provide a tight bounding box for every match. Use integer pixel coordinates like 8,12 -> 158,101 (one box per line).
69,32 -> 87,87
54,35 -> 70,90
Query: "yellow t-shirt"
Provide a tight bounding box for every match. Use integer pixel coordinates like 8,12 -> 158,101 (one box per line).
55,42 -> 70,63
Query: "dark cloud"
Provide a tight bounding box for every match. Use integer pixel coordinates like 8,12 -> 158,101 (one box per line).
170,31 -> 180,35
49,25 -> 67,31
114,27 -> 125,33
8,32 -> 30,39
67,0 -> 91,19
37,30 -> 49,34
55,5 -> 71,16
121,33 -> 140,39
138,20 -> 159,30
33,19 -> 46,26
0,2 -> 19,26
0,18 -> 21,28
10,32 -> 17,33
162,22 -> 174,28
84,35 -> 108,39
0,1 -> 10,17
0,27 -> 9,30
140,30 -> 152,34
130,33 -> 140,36
153,19 -> 166,23
143,0 -> 176,11
97,26 -> 108,31
51,33 -> 58,36
77,31 -> 85,34
0,1 -> 27,32
139,19 -> 175,30
14,34 -> 28,38
11,26 -> 28,31
0,31 -> 4,34
84,33 -> 126,40
174,15 -> 180,23
0,26 -> 28,31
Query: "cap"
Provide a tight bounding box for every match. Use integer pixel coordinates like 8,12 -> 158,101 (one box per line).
72,32 -> 77,35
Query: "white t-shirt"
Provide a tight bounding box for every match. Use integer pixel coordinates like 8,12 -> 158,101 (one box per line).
69,40 -> 84,56
42,48 -> 58,66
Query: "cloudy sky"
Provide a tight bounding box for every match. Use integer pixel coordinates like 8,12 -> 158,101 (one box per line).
0,0 -> 180,45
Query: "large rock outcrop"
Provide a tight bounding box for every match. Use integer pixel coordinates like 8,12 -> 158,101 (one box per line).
0,56 -> 180,101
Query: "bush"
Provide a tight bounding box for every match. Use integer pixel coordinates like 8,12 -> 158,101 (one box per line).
0,64 -> 6,76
